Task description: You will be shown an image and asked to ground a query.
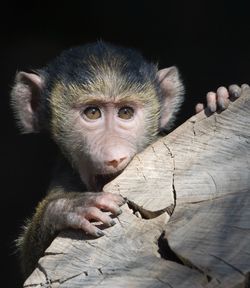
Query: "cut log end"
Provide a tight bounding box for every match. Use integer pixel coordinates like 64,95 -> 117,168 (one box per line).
24,89 -> 250,287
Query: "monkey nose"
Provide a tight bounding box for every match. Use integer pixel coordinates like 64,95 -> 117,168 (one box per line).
105,157 -> 127,168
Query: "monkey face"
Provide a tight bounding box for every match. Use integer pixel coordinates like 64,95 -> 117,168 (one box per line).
51,90 -> 157,191
78,102 -> 146,191
11,42 -> 184,191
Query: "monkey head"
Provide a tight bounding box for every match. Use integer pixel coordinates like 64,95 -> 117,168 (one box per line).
11,42 -> 184,191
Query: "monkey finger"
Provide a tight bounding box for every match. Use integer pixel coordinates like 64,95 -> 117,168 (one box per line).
206,91 -> 217,112
109,194 -> 127,206
241,83 -> 249,90
95,199 -> 123,216
195,103 -> 204,114
228,84 -> 241,98
84,207 -> 117,227
216,86 -> 229,110
66,212 -> 105,237
96,192 -> 126,207
81,222 -> 105,237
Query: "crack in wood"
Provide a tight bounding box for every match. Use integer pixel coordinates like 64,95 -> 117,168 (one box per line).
209,254 -> 245,276
127,200 -> 173,219
155,277 -> 174,288
158,233 -> 215,284
44,252 -> 65,256
191,119 -> 197,137
59,271 -> 88,284
206,171 -> 218,194
98,268 -> 103,275
157,232 -> 184,265
162,141 -> 176,205
37,263 -> 52,287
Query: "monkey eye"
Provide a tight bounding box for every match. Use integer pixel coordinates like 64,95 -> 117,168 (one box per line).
83,106 -> 101,120
118,106 -> 134,120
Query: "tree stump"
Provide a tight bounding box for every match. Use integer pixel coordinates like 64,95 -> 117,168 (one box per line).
24,87 -> 250,288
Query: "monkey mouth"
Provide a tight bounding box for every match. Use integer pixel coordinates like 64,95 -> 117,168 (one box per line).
93,172 -> 121,192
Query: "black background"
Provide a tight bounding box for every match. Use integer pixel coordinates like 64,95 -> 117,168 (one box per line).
2,1 -> 250,287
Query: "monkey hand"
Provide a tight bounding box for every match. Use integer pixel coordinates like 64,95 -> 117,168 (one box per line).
195,83 -> 249,114
45,192 -> 126,237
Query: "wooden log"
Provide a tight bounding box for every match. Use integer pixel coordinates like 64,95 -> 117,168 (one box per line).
24,87 -> 250,288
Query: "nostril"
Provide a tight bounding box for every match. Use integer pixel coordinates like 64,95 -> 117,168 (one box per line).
106,159 -> 119,168
106,157 -> 127,168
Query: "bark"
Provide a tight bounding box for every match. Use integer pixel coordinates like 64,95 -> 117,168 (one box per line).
24,87 -> 250,288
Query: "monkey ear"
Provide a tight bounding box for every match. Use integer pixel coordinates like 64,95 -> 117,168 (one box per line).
11,71 -> 44,133
157,66 -> 184,130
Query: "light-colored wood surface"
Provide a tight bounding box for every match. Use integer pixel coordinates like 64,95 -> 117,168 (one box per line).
24,88 -> 250,287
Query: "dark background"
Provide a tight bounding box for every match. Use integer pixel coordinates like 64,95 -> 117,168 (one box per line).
2,1 -> 250,287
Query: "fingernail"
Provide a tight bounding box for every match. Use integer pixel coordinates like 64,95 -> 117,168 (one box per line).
96,230 -> 105,237
210,106 -> 216,113
110,220 -> 116,226
233,92 -> 239,98
220,104 -> 226,110
116,208 -> 123,215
